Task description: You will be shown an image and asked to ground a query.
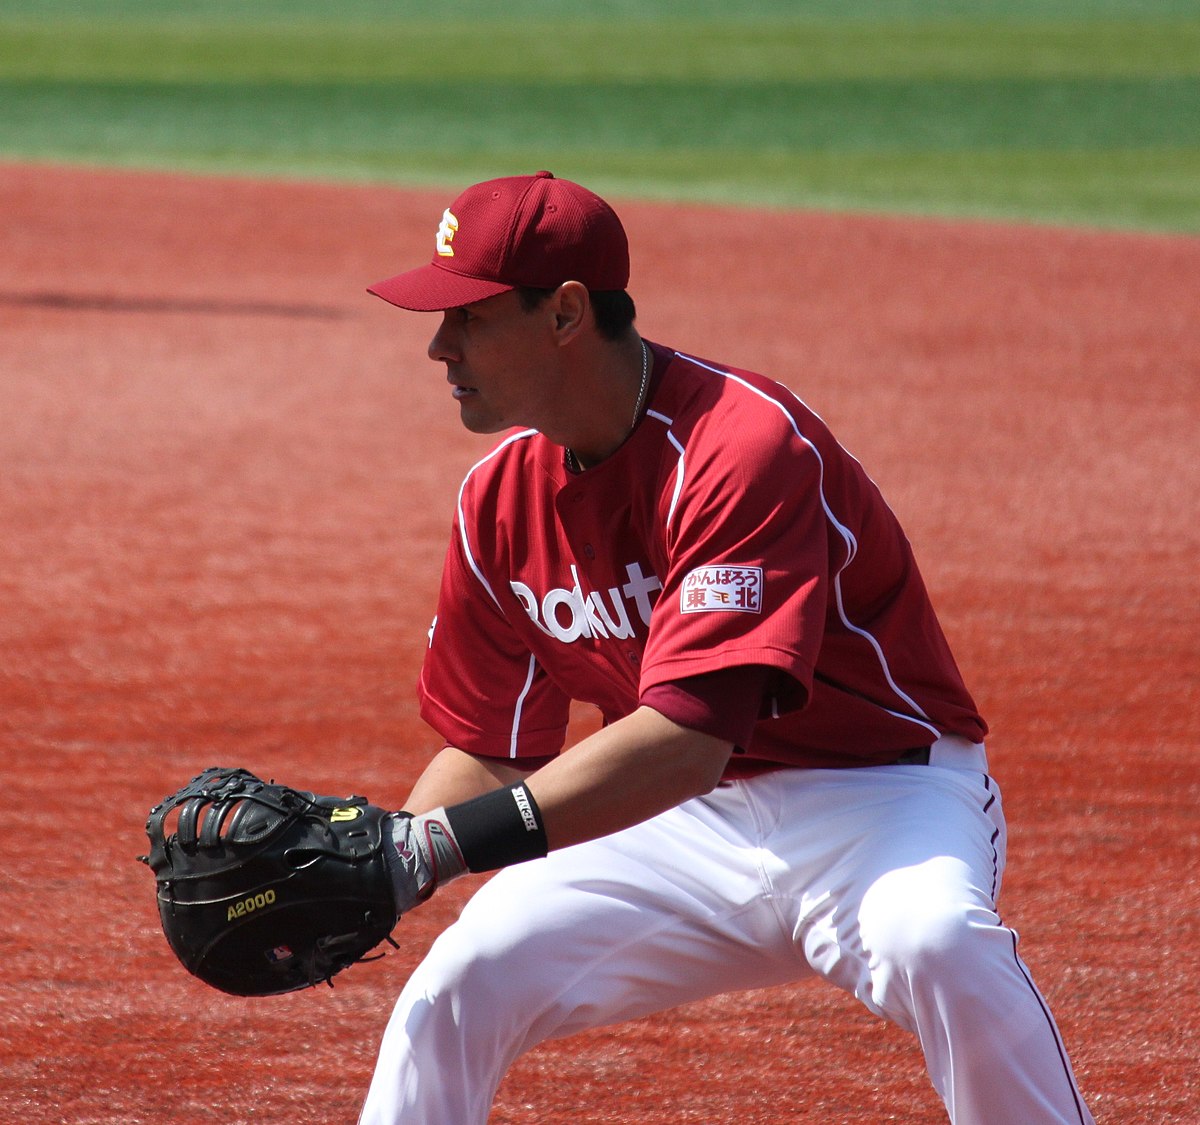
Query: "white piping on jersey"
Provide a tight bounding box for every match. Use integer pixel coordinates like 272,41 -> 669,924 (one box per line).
455,429 -> 546,758
647,409 -> 687,527
456,429 -> 540,611
509,653 -> 538,758
673,353 -> 939,740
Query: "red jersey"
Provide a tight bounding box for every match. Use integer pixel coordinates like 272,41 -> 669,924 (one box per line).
418,343 -> 986,773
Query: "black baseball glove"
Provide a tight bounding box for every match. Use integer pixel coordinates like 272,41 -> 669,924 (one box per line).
142,767 -> 400,996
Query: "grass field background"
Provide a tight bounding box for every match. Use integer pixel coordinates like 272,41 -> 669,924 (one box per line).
1,0 -> 1198,230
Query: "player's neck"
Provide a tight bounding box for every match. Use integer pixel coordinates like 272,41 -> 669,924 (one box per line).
562,336 -> 650,472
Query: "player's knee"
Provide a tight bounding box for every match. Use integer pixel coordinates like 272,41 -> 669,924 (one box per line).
859,869 -> 1000,984
418,920 -> 511,1003
400,917 -> 555,1048
870,903 -> 984,977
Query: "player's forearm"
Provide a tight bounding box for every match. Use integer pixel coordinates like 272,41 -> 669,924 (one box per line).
389,709 -> 731,911
526,706 -> 733,851
403,745 -> 534,815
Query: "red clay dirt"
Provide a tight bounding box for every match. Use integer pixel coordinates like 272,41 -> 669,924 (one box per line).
1,162 -> 1196,1123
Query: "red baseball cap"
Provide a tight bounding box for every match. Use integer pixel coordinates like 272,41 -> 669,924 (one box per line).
368,171 -> 630,312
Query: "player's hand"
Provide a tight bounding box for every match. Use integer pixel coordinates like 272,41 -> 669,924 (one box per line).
384,811 -> 469,915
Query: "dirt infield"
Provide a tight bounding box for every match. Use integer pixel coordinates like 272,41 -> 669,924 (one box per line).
1,162 -> 1197,1123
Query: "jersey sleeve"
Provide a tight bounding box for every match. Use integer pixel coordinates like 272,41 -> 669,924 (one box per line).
418,516 -> 572,763
640,664 -> 771,746
639,402 -> 832,713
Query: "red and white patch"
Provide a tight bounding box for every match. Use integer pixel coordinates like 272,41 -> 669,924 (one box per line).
680,565 -> 763,614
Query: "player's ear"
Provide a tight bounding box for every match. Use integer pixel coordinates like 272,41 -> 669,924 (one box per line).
550,281 -> 589,343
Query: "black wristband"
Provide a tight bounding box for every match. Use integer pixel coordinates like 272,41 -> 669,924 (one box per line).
443,782 -> 549,873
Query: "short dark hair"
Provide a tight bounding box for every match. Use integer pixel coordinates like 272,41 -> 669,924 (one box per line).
516,286 -> 637,342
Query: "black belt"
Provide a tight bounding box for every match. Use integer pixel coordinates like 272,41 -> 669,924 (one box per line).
894,747 -> 932,766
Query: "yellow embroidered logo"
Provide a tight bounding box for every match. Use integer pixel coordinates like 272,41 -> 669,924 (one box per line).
227,889 -> 276,922
436,208 -> 459,257
330,807 -> 362,823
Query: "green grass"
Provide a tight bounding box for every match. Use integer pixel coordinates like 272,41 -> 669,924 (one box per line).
2,0 -> 1196,20
4,20 -> 1200,82
1,4 -> 1198,231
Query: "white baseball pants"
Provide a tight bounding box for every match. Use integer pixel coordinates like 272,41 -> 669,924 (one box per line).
359,739 -> 1093,1124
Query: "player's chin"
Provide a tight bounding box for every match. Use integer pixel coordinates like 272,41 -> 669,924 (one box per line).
456,398 -> 506,435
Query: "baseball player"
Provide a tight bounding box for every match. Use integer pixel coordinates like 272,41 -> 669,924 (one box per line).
359,172 -> 1094,1123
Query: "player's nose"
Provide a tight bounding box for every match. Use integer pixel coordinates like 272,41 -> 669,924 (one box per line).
428,313 -> 460,363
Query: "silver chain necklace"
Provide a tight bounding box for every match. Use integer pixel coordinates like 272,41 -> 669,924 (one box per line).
565,340 -> 650,473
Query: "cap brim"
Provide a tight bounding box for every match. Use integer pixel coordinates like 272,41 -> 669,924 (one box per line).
367,263 -> 514,312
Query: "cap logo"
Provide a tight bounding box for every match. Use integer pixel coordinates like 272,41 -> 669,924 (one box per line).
435,208 -> 459,258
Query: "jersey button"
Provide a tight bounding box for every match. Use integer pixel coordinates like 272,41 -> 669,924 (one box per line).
583,544 -> 596,559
